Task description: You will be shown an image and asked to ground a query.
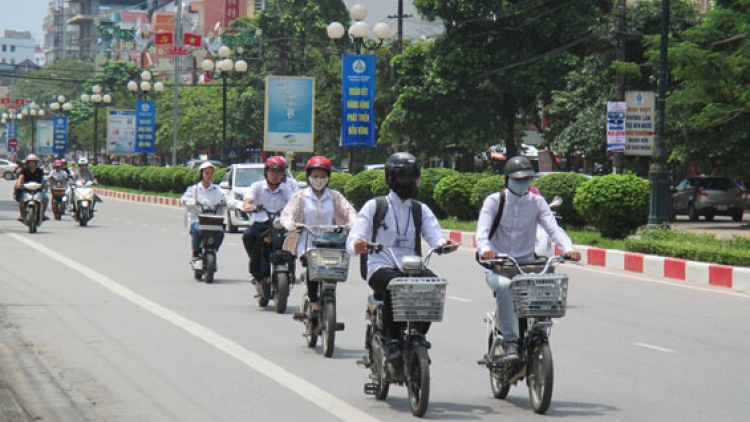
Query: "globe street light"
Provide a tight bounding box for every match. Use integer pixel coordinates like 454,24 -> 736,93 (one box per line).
127,70 -> 165,101
49,95 -> 73,114
327,4 -> 390,54
21,103 -> 45,154
80,86 -> 112,165
201,46 -> 248,163
1,109 -> 23,158
49,95 -> 73,159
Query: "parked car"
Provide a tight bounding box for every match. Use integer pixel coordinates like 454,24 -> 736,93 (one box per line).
670,176 -> 744,222
186,159 -> 223,169
1,158 -> 18,180
218,163 -> 295,233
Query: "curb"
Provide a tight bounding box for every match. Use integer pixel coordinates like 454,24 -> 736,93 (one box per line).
95,188 -> 747,293
444,230 -> 748,293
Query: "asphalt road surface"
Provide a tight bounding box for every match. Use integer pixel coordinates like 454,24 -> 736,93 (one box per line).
1,181 -> 749,421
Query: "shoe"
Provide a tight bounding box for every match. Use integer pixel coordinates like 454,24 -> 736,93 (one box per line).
248,275 -> 257,285
385,340 -> 403,363
503,342 -> 519,361
16,216 -> 23,222
309,309 -> 319,325
191,257 -> 203,271
43,216 -> 50,221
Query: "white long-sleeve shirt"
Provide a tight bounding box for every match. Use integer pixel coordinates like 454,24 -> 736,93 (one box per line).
246,180 -> 293,223
475,190 -> 574,267
180,182 -> 227,227
347,190 -> 446,280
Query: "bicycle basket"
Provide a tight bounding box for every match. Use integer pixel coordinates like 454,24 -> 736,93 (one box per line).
511,273 -> 568,318
388,277 -> 447,322
198,214 -> 225,234
305,248 -> 350,282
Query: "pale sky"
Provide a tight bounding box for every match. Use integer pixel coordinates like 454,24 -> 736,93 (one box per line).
0,0 -> 48,42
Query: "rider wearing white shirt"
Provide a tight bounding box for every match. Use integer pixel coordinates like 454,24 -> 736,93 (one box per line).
181,162 -> 227,261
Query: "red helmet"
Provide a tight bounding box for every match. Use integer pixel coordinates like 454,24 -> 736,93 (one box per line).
54,160 -> 62,168
305,156 -> 332,175
264,156 -> 286,177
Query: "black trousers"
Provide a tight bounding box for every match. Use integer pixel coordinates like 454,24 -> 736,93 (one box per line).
242,222 -> 271,277
369,267 -> 435,340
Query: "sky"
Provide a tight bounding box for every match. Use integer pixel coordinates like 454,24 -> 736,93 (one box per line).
0,0 -> 49,42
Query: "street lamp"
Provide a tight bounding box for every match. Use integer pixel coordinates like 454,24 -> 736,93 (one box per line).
1,109 -> 23,158
127,70 -> 165,101
49,95 -> 73,159
327,4 -> 390,54
49,95 -> 73,114
80,86 -> 112,165
201,46 -> 248,163
21,103 -> 45,154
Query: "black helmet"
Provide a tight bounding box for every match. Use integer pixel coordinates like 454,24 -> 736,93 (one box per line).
504,156 -> 535,179
385,152 -> 420,179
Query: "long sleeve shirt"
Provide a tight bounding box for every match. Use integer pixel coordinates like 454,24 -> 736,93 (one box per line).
347,190 -> 446,280
246,180 -> 293,223
180,182 -> 227,227
475,190 -> 574,269
280,187 -> 357,256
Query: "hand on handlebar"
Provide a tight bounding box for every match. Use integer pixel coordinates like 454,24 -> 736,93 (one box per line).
563,250 -> 581,261
437,240 -> 459,255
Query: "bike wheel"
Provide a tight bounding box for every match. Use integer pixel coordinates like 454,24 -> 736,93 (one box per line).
527,342 -> 554,414
79,209 -> 88,226
321,300 -> 336,358
301,295 -> 318,348
407,344 -> 431,417
372,343 -> 389,400
488,333 -> 510,399
274,273 -> 289,314
204,253 -> 216,284
257,281 -> 270,307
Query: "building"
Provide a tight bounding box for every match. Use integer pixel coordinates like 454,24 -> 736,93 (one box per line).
0,30 -> 39,67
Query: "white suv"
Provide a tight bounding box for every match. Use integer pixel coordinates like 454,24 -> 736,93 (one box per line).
219,163 -> 297,233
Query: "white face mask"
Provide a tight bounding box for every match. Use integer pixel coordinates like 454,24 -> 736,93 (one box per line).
309,177 -> 329,191
508,178 -> 533,196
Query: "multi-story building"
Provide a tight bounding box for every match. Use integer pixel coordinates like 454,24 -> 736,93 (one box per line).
0,30 -> 39,67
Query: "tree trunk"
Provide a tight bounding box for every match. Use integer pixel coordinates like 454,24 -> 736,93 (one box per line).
503,92 -> 518,158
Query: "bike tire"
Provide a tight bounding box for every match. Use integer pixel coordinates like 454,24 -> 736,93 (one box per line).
302,295 -> 318,348
322,300 -> 336,358
372,343 -> 389,400
204,253 -> 216,284
528,342 -> 554,414
488,333 -> 510,399
407,344 -> 431,417
79,209 -> 88,227
274,272 -> 289,314
28,218 -> 37,233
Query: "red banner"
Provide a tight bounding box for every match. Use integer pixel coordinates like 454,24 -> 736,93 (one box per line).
0,97 -> 9,104
183,33 -> 203,48
225,0 -> 240,25
165,46 -> 191,56
154,32 -> 174,46
15,98 -> 25,105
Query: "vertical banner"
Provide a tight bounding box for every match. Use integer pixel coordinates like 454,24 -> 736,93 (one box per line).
264,76 -> 315,152
5,122 -> 17,152
107,110 -> 137,155
36,121 -> 54,155
340,54 -> 376,147
135,100 -> 156,154
225,0 -> 240,25
624,91 -> 655,156
606,101 -> 626,153
53,116 -> 68,155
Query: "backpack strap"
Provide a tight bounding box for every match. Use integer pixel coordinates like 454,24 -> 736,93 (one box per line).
360,196 -> 389,280
411,199 -> 423,256
489,191 -> 506,240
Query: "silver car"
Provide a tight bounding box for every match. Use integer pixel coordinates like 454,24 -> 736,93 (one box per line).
1,158 -> 18,180
671,176 -> 744,221
219,163 -> 296,233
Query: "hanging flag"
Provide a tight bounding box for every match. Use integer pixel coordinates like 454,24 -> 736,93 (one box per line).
154,32 -> 174,46
183,33 -> 203,48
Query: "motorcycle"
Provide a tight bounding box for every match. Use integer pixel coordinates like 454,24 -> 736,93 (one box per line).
71,180 -> 98,227
191,204 -> 225,284
477,254 -> 574,414
20,182 -> 45,233
49,176 -> 69,221
294,224 -> 350,358
249,206 -> 296,314
358,242 -> 456,417
535,196 -> 563,258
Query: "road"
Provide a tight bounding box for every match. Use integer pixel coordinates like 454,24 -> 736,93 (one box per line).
1,180 -> 749,421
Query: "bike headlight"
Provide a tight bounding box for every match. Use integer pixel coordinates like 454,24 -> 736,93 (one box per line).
81,200 -> 90,207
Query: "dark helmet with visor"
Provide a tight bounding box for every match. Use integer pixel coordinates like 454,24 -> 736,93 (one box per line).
385,152 -> 420,199
504,156 -> 535,179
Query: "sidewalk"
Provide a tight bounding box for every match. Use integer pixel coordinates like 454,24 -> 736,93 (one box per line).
94,188 -> 750,293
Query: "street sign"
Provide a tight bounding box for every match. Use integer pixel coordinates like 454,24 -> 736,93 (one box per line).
226,147 -> 238,159
8,138 -> 17,148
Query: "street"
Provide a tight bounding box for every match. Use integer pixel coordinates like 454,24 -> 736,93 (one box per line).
1,180 -> 749,421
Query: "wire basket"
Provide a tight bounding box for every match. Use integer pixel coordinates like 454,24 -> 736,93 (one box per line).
198,214 -> 225,234
305,248 -> 350,282
511,273 -> 569,318
388,277 -> 448,322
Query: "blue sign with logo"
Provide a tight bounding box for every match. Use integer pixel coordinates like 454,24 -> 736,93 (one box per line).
53,116 -> 68,155
6,122 -> 17,152
134,100 -> 156,154
341,54 -> 376,147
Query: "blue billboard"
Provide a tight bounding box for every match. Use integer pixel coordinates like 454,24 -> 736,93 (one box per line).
340,54 -> 376,148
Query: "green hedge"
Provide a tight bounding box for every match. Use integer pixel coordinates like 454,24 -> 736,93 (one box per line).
574,173 -> 649,239
434,173 -> 482,220
534,172 -> 591,228
625,228 -> 750,267
419,168 -> 459,219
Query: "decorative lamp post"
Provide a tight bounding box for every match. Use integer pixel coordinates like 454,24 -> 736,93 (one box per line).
1,109 -> 23,158
49,95 -> 73,158
80,86 -> 112,165
127,70 -> 165,101
21,103 -> 45,154
327,4 -> 390,173
201,46 -> 248,163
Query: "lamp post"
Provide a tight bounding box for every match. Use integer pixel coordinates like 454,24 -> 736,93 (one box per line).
80,86 -> 112,165
327,4 -> 390,173
201,46 -> 248,163
49,95 -> 73,159
21,103 -> 45,154
1,109 -> 23,159
127,71 -> 164,165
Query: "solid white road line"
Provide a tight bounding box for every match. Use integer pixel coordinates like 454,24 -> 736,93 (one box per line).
5,231 -> 380,422
449,296 -> 472,303
634,342 -> 676,353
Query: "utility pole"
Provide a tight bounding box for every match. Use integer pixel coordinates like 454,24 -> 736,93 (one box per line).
387,0 -> 413,53
613,0 -> 626,174
172,0 -> 183,166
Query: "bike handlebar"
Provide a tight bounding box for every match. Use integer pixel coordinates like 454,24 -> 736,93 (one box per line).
479,254 -> 577,274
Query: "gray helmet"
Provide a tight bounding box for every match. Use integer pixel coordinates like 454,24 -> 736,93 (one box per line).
385,152 -> 420,179
504,156 -> 535,179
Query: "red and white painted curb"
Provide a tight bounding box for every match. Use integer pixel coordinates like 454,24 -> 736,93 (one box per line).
96,188 -> 748,293
444,230 -> 750,293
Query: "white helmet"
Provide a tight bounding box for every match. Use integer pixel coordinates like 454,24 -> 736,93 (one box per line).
78,157 -> 89,165
198,161 -> 215,171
